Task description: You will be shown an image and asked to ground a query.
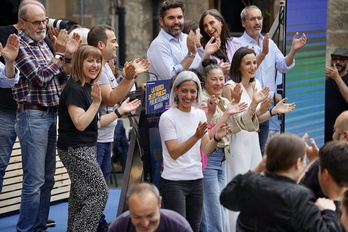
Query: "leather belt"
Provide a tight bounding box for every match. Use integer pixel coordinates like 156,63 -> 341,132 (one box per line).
17,103 -> 58,113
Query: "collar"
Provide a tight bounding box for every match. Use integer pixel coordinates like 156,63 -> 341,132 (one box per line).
18,29 -> 44,46
160,28 -> 184,43
242,31 -> 264,44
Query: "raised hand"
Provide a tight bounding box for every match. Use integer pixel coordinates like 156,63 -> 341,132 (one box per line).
230,83 -> 242,103
194,121 -> 208,139
325,64 -> 340,81
91,83 -> 102,105
218,59 -> 230,77
301,133 -> 319,162
292,32 -> 307,51
204,36 -> 221,56
273,98 -> 296,114
54,29 -> 69,53
253,86 -> 270,104
226,100 -> 248,116
186,30 -> 197,54
66,32 -> 81,56
261,33 -> 270,57
123,62 -> 136,80
259,97 -> 272,115
47,26 -> 60,50
132,58 -> 150,76
214,124 -> 230,141
207,95 -> 217,114
118,97 -> 141,114
0,34 -> 19,62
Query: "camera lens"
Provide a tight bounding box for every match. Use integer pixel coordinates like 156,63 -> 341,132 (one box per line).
48,18 -> 78,31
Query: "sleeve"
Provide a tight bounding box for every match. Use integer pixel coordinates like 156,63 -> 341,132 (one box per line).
272,40 -> 295,73
220,173 -> 245,211
148,41 -> 183,80
0,62 -> 20,88
64,83 -> 88,110
15,42 -> 63,87
159,111 -> 178,142
228,111 -> 259,134
291,189 -> 341,232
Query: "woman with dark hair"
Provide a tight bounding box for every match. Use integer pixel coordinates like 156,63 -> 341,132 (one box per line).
158,70 -> 230,232
199,58 -> 268,232
57,45 -> 141,232
220,133 -> 340,232
223,47 -> 295,232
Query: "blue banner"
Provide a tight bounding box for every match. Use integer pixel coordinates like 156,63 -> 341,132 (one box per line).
145,79 -> 171,115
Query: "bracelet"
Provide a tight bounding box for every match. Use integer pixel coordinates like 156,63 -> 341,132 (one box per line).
213,134 -> 222,143
114,108 -> 123,118
55,52 -> 65,57
269,107 -> 276,117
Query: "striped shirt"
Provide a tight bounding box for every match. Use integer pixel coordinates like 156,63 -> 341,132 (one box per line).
13,30 -> 68,107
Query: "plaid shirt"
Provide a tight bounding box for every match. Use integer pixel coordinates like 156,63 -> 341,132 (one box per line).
13,30 -> 68,107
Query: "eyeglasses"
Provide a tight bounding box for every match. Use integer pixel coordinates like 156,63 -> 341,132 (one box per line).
332,57 -> 348,62
245,16 -> 263,22
22,17 -> 49,27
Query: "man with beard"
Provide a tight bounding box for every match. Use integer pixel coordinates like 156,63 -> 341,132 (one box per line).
13,2 -> 80,231
238,5 -> 307,157
325,48 -> 348,142
108,182 -> 193,232
147,0 -> 201,80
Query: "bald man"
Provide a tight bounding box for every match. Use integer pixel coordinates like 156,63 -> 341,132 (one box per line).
109,182 -> 193,232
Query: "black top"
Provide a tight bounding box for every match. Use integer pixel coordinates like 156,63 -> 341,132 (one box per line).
299,159 -> 325,199
220,171 -> 340,232
57,78 -> 98,150
325,73 -> 348,142
0,25 -> 18,110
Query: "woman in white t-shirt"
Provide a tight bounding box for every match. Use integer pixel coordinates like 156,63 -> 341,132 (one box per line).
158,70 -> 229,232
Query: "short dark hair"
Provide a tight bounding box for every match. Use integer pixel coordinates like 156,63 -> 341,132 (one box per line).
126,182 -> 160,204
319,140 -> 348,187
183,19 -> 198,34
230,47 -> 256,83
160,0 -> 185,18
87,25 -> 114,47
266,133 -> 306,174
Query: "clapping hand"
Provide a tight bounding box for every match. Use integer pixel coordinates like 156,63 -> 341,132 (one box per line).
214,124 -> 230,141
292,32 -> 307,51
0,34 -> 19,62
194,121 -> 208,139
118,97 -> 141,114
253,86 -> 270,104
226,99 -> 248,116
230,83 -> 242,103
272,98 -> 296,114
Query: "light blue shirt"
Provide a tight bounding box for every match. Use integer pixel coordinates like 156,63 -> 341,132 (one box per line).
0,62 -> 19,88
238,32 -> 295,97
147,29 -> 201,81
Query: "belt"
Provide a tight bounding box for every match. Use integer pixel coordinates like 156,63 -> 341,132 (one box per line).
17,103 -> 58,113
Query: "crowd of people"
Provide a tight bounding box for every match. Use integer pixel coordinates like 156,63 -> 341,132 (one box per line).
0,0 -> 347,231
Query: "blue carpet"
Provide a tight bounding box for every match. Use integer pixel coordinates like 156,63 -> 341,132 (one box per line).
0,189 -> 121,232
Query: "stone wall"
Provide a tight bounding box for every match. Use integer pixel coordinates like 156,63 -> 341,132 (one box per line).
327,0 -> 348,64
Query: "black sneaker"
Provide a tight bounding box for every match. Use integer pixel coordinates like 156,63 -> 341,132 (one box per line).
46,219 -> 56,227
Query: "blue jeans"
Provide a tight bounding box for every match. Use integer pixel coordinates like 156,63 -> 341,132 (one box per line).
258,120 -> 269,155
200,148 -> 226,232
160,177 -> 203,232
96,142 -> 112,182
15,109 -> 57,232
0,109 -> 17,192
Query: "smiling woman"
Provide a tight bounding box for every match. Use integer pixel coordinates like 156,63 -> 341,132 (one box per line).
57,45 -> 141,232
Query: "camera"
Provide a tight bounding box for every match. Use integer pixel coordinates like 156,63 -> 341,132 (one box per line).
48,18 -> 78,31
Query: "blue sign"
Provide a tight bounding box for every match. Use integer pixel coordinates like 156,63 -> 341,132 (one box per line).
145,79 -> 171,114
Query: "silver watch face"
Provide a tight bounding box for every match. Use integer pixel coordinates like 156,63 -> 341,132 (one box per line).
55,55 -> 62,60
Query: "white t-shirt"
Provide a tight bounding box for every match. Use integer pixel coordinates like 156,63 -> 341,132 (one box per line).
159,106 -> 206,180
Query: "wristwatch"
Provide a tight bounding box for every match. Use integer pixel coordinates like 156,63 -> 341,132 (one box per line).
187,51 -> 196,58
54,54 -> 63,61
